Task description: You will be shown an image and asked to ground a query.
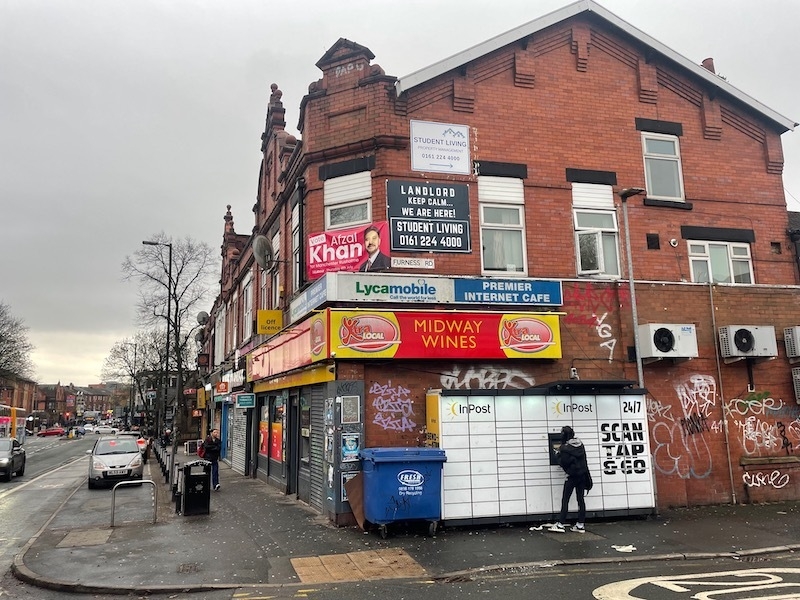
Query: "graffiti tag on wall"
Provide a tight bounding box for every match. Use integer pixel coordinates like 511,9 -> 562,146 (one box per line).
726,393 -> 799,457
651,374 -> 717,479
439,364 -> 535,390
743,470 -> 789,489
370,380 -> 416,432
563,284 -> 628,362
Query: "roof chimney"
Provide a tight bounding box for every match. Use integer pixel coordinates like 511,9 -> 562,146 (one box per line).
701,58 -> 715,74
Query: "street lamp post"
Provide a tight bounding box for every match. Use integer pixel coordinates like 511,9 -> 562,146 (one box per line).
128,343 -> 137,429
619,187 -> 647,388
142,240 -> 172,437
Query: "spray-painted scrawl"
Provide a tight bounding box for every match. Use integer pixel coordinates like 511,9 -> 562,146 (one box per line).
651,374 -> 716,479
370,380 -> 416,432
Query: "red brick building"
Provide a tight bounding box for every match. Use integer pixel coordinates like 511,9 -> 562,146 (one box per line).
201,1 -> 799,523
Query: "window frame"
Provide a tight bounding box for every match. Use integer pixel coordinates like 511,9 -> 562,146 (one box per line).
573,208 -> 620,278
688,240 -> 754,284
292,203 -> 301,291
323,171 -> 372,230
478,176 -> 527,276
271,231 -> 281,309
242,274 -> 253,340
641,132 -> 685,202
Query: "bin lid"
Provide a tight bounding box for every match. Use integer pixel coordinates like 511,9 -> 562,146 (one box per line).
184,459 -> 211,467
359,447 -> 447,463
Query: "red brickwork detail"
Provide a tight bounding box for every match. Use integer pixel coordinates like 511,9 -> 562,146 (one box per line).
701,93 -> 722,140
570,25 -> 590,72
514,49 -> 536,88
637,58 -> 658,104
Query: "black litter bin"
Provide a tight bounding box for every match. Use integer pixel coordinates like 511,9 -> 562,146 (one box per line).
360,447 -> 447,538
181,460 -> 211,515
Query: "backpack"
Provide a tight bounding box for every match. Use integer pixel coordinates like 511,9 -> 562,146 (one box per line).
197,441 -> 206,458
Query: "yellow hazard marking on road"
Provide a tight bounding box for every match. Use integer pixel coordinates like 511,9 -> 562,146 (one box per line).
291,548 -> 426,583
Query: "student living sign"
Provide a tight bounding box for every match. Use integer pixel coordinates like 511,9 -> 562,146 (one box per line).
387,180 -> 471,253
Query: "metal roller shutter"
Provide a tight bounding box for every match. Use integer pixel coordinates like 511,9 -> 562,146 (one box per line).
309,386 -> 325,512
230,407 -> 248,475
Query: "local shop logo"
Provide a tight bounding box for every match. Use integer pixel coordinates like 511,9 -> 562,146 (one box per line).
499,317 -> 554,353
446,400 -> 492,419
310,317 -> 326,356
397,469 -> 424,486
338,315 -> 400,352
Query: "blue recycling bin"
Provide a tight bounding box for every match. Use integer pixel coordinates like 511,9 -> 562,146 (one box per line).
360,447 -> 447,537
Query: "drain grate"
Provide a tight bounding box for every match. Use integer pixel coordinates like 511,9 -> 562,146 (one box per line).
177,562 -> 200,573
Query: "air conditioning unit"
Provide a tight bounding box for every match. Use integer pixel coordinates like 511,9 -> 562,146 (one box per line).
784,326 -> 800,364
793,367 -> 800,403
638,324 -> 698,362
718,325 -> 777,363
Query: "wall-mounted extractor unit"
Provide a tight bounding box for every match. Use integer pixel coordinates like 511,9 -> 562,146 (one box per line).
638,323 -> 698,363
793,367 -> 800,403
784,326 -> 800,364
718,325 -> 777,363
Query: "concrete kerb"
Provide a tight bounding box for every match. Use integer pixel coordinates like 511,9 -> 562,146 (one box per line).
13,541 -> 800,595
431,546 -> 800,582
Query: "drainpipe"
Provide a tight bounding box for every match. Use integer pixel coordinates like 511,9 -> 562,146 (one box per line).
619,187 -> 646,388
708,282 -> 737,505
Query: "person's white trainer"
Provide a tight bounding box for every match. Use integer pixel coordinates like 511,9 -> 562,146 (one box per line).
570,524 -> 585,533
547,522 -> 565,533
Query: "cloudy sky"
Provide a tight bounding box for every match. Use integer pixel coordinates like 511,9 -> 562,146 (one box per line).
2,0 -> 798,386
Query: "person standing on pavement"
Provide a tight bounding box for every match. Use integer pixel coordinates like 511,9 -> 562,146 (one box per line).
203,428 -> 222,491
549,425 -> 592,533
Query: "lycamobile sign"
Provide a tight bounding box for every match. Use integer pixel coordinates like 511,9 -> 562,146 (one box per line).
353,279 -> 438,301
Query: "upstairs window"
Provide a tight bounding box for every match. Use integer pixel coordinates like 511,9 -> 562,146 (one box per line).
242,274 -> 252,340
571,183 -> 619,278
271,231 -> 281,308
689,241 -> 753,284
574,210 -> 620,277
478,176 -> 526,275
642,133 -> 685,201
292,203 -> 301,291
324,171 -> 372,230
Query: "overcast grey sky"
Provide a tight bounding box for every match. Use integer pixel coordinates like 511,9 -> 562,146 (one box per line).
1,0 -> 798,386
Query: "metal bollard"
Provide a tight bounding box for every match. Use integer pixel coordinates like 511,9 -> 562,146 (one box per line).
111,480 -> 157,527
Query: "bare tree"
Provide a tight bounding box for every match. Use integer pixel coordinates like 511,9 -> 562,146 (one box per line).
122,234 -> 217,444
102,329 -> 169,431
0,301 -> 35,379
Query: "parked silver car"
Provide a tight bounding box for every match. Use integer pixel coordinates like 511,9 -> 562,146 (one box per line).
0,438 -> 26,481
87,435 -> 143,489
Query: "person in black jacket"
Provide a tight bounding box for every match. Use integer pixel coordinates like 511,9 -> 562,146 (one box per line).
203,428 -> 222,491
549,425 -> 592,533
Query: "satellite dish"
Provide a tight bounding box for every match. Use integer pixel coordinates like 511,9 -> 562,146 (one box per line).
197,311 -> 209,325
253,235 -> 274,271
653,327 -> 675,353
734,328 -> 755,353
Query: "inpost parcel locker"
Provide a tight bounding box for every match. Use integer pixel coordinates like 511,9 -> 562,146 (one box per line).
426,380 -> 654,525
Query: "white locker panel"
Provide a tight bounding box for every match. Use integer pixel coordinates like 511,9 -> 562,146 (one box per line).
437,390 -> 654,522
